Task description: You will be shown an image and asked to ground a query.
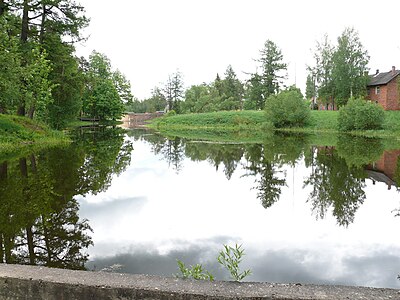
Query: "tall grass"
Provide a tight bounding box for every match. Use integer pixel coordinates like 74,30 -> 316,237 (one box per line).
0,114 -> 70,159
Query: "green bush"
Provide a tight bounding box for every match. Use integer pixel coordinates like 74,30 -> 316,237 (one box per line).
165,110 -> 176,117
265,89 -> 310,128
338,98 -> 384,131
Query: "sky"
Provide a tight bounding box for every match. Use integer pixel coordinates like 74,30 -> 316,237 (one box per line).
75,0 -> 400,100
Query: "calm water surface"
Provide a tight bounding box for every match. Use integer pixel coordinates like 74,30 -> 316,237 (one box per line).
1,127 -> 400,288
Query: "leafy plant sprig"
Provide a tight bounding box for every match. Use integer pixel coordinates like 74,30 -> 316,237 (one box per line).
176,259 -> 214,281
217,243 -> 251,282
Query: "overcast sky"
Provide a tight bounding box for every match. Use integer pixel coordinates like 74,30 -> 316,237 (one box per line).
75,0 -> 400,99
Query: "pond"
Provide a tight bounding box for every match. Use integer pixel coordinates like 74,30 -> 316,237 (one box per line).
0,126 -> 400,289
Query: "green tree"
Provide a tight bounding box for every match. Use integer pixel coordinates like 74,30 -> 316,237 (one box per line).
244,73 -> 264,110
305,74 -> 316,102
332,28 -> 369,106
0,17 -> 21,113
308,34 -> 335,109
219,65 -> 243,111
82,51 -> 127,121
164,71 -> 184,113
44,34 -> 84,128
258,39 -> 287,102
112,70 -> 134,105
183,83 -> 220,113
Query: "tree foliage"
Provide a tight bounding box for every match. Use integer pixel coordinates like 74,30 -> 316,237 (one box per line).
0,1 -> 132,127
82,51 -> 126,121
308,28 -> 369,108
244,40 -> 287,110
332,28 -> 369,106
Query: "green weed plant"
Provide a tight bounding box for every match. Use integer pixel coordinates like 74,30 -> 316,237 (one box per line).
176,259 -> 214,281
217,243 -> 252,282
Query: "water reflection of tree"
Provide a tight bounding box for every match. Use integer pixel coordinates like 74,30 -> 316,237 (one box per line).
243,144 -> 286,208
184,142 -> 244,180
336,135 -> 384,167
0,126 -> 132,269
127,130 -> 185,172
304,147 -> 367,227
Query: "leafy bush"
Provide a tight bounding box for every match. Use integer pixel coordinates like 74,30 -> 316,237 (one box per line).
265,89 -> 310,128
338,98 -> 384,131
165,110 -> 176,117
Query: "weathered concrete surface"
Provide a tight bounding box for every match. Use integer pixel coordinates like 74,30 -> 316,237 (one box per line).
0,264 -> 399,300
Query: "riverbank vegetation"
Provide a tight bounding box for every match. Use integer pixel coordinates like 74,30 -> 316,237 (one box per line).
0,114 -> 69,160
0,0 -> 134,154
150,108 -> 400,140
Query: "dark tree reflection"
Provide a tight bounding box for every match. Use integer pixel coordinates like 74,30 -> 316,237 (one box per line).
304,147 -> 367,227
243,144 -> 286,209
0,126 -> 132,269
184,142 -> 244,180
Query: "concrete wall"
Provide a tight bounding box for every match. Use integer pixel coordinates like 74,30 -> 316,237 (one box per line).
0,264 -> 399,300
122,113 -> 164,126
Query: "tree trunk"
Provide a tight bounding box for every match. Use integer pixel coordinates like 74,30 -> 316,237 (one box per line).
20,0 -> 29,43
0,0 -> 5,16
30,155 -> 37,173
26,226 -> 36,264
17,0 -> 30,116
39,3 -> 46,44
4,236 -> 12,263
17,104 -> 26,116
0,233 -> 3,263
41,215 -> 52,266
0,161 -> 7,180
27,105 -> 35,119
19,157 -> 28,177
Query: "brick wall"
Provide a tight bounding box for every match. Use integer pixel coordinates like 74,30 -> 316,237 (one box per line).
386,79 -> 400,110
368,85 -> 388,109
367,77 -> 400,110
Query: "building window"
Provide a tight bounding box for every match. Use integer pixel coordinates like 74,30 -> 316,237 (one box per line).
375,86 -> 380,94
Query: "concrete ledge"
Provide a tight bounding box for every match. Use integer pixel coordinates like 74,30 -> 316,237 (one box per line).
0,264 -> 399,300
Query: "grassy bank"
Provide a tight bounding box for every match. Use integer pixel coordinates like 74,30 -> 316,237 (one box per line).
0,114 -> 70,160
149,110 -> 400,139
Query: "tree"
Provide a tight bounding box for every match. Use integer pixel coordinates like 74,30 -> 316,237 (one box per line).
183,84 -> 214,113
112,70 -> 133,105
305,74 -> 316,102
332,27 -> 369,106
23,47 -> 54,121
244,73 -> 264,110
44,34 -> 84,128
82,51 -> 128,121
0,0 -> 89,127
0,17 -> 21,113
219,65 -> 243,111
258,40 -> 287,103
308,34 -> 335,109
164,71 -> 184,112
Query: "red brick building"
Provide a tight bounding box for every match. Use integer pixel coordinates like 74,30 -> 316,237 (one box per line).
367,66 -> 400,110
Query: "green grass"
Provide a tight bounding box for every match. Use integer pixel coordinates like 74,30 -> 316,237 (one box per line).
150,110 -> 265,130
149,110 -> 400,139
0,114 -> 70,160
